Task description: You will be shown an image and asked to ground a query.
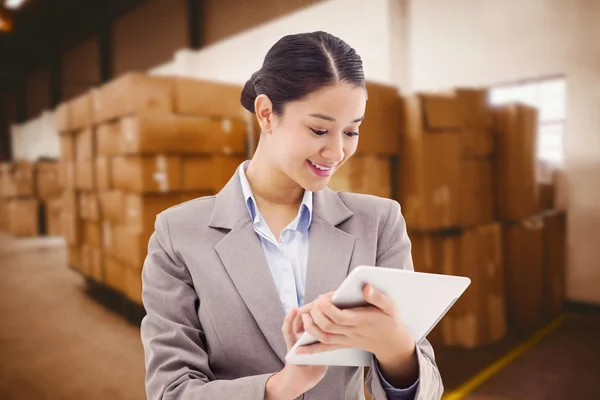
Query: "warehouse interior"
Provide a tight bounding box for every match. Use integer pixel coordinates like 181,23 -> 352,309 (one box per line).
1,0 -> 599,399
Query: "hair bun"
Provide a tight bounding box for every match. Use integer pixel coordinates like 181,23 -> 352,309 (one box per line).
240,73 -> 258,113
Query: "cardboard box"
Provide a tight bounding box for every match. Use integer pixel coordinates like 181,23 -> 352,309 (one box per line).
396,94 -> 462,230
112,155 -> 182,193
96,158 -> 112,190
174,77 -> 246,120
36,161 -> 61,200
182,155 -> 244,192
84,221 -> 102,247
354,82 -> 403,156
62,190 -> 78,215
61,214 -> 83,246
494,104 -> 539,220
79,245 -> 92,277
442,224 -> 506,348
56,103 -> 71,133
70,92 -> 94,130
454,88 -> 492,129
454,89 -> 494,156
93,73 -> 173,123
411,223 -> 506,348
79,192 -> 100,221
8,199 -> 40,237
102,222 -> 117,257
542,211 -> 567,321
115,192 -> 207,268
119,114 -> 247,156
459,157 -> 494,227
75,128 -> 95,161
124,263 -> 143,305
104,257 -> 126,293
11,161 -> 36,198
114,225 -> 145,268
60,134 -> 75,161
328,156 -> 392,198
75,159 -> 95,190
124,193 -> 186,233
0,198 -> 7,230
44,197 -> 63,236
59,161 -> 75,190
461,128 -> 495,157
88,245 -> 104,283
503,218 -> 544,335
538,182 -> 555,211
0,163 -> 15,198
99,191 -> 125,223
96,121 -> 122,157
397,128 -> 460,230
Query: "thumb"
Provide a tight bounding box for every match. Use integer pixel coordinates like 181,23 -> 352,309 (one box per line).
363,284 -> 395,316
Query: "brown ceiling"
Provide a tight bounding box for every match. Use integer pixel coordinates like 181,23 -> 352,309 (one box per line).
0,0 -> 146,91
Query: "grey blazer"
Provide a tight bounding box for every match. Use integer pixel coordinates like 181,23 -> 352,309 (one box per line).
140,173 -> 444,400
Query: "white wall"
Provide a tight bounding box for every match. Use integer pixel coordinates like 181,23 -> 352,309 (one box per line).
11,112 -> 60,162
408,0 -> 600,304
150,0 -> 397,85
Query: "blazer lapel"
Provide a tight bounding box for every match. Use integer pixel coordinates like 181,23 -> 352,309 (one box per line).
304,188 -> 356,305
209,175 -> 357,364
210,174 -> 288,364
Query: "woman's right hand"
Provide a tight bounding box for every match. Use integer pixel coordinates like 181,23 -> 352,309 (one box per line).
266,304 -> 335,400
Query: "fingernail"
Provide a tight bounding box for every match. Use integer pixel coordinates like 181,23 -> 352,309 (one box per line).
368,285 -> 375,298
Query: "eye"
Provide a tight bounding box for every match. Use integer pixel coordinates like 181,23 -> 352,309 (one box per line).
344,131 -> 359,137
310,128 -> 328,136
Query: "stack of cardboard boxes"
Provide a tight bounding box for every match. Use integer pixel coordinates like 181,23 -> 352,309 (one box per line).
327,82 -> 401,198
0,161 -> 40,237
0,160 -> 61,237
397,90 -> 506,349
494,104 -> 567,335
398,90 -> 567,347
56,73 -> 250,305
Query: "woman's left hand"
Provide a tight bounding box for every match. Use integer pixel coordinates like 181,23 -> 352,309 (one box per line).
294,284 -> 417,371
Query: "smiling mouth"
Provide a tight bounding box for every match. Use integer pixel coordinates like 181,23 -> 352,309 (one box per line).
307,160 -> 332,171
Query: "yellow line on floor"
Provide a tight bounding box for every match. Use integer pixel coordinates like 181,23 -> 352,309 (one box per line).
441,314 -> 567,400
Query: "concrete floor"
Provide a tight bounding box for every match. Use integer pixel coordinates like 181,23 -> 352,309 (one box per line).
1,232 -> 599,400
0,233 -> 146,400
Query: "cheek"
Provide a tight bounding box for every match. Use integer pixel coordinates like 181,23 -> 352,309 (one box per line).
343,139 -> 359,159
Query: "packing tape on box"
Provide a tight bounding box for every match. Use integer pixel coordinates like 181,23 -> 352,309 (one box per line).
221,118 -> 232,134
154,155 -> 169,192
102,223 -> 112,247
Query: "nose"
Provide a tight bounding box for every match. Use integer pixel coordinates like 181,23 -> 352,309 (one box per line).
321,132 -> 345,163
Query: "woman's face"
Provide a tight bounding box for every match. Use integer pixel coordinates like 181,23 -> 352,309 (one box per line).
265,82 -> 367,192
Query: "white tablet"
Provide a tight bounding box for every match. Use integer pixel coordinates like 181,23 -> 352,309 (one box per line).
285,266 -> 471,367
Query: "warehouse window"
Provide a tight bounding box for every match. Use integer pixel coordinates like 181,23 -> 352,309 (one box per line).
489,76 -> 566,165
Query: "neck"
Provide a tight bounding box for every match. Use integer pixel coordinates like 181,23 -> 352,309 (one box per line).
245,145 -> 305,208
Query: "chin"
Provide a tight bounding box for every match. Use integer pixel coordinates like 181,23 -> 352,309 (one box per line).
299,177 -> 330,192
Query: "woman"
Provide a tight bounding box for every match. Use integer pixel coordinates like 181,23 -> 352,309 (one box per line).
140,31 -> 443,400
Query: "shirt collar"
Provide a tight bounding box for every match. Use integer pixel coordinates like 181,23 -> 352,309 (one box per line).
238,160 -> 313,232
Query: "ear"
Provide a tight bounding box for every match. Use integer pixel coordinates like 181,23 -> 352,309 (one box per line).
255,94 -> 275,134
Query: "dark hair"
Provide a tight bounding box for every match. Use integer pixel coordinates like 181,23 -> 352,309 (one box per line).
240,31 -> 365,115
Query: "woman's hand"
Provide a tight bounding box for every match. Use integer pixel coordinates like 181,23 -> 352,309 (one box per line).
295,285 -> 419,388
266,306 -> 335,400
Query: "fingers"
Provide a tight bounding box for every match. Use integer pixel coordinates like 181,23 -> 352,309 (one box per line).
282,307 -> 298,351
295,342 -> 343,355
310,301 -> 347,335
317,295 -> 360,327
302,314 -> 347,346
363,284 -> 396,316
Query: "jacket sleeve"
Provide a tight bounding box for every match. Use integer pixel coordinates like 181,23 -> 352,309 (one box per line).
140,213 -> 275,400
364,200 -> 444,400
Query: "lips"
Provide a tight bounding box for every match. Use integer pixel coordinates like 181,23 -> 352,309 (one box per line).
307,159 -> 334,177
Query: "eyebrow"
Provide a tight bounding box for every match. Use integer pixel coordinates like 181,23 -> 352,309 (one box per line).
309,113 -> 365,123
